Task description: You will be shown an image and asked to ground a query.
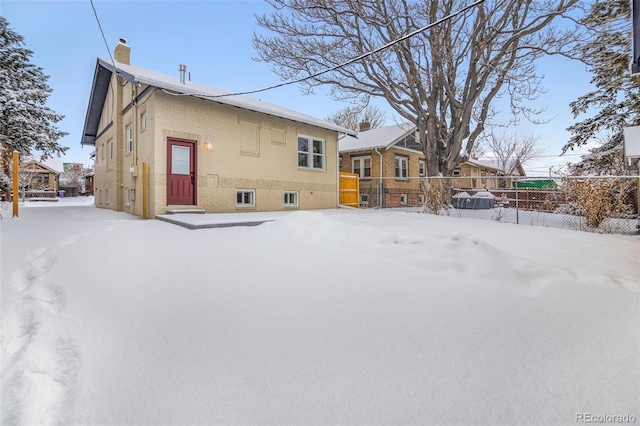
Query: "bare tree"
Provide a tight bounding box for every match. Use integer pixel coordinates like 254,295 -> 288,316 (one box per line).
481,129 -> 544,174
325,104 -> 386,132
60,165 -> 84,189
254,0 -> 581,176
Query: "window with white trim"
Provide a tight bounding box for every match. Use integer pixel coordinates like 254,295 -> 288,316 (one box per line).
283,191 -> 298,206
360,194 -> 369,205
236,189 -> 255,207
453,169 -> 461,176
419,194 -> 424,205
125,187 -> 131,205
298,135 -> 325,169
141,112 -> 147,129
126,124 -> 133,153
352,156 -> 371,178
419,160 -> 426,176
400,194 -> 408,205
395,156 -> 408,179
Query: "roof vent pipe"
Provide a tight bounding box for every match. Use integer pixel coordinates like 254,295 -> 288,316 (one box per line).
179,64 -> 187,84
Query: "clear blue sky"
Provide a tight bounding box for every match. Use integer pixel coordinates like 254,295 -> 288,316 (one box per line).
2,0 -> 595,176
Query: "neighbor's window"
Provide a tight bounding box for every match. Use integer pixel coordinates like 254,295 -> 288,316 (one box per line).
419,160 -> 426,176
400,194 -> 408,205
360,194 -> 369,205
125,187 -> 131,205
126,124 -> 133,153
109,139 -> 114,160
298,135 -> 325,169
352,156 -> 371,178
395,156 -> 408,179
236,189 -> 255,207
283,191 -> 298,206
453,169 -> 461,176
419,194 -> 424,205
141,112 -> 147,129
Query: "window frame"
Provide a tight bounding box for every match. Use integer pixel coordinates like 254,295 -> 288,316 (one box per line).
297,135 -> 325,170
352,156 -> 372,178
126,124 -> 133,153
395,155 -> 409,180
283,191 -> 299,207
419,160 -> 426,176
400,193 -> 408,205
236,189 -> 255,207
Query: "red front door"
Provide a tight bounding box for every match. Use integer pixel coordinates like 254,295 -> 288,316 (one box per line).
167,138 -> 196,205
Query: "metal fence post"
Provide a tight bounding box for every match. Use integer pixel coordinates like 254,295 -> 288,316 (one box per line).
515,177 -> 519,225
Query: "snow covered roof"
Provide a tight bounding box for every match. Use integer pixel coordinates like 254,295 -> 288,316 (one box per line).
464,158 -> 505,172
81,57 -> 355,146
481,159 -> 525,176
23,159 -> 61,174
339,123 -> 417,153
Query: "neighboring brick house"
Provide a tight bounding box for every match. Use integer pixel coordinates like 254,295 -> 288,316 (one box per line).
450,159 -> 512,189
83,171 -> 94,196
80,40 -> 354,219
339,123 -> 426,208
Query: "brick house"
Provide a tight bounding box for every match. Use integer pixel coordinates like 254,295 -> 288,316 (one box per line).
450,159 -> 506,190
339,123 -> 426,208
80,40 -> 353,218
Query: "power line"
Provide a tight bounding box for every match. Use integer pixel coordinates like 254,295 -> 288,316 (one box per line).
161,0 -> 487,99
89,0 -> 126,87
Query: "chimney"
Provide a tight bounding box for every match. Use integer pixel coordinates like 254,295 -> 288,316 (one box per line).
179,64 -> 187,84
359,121 -> 371,132
114,38 -> 130,65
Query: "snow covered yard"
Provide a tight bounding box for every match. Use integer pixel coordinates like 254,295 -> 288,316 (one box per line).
1,200 -> 638,425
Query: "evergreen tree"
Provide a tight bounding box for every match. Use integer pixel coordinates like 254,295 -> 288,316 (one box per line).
563,0 -> 639,175
0,17 -> 68,163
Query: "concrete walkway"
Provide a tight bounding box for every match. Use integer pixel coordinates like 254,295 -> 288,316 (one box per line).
156,208 -> 361,229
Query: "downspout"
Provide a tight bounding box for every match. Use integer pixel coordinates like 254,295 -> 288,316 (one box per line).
131,83 -> 138,213
375,148 -> 383,208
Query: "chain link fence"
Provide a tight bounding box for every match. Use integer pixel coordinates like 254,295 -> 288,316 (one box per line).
362,176 -> 639,235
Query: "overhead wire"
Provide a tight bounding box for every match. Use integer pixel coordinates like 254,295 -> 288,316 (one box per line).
90,0 -> 127,87
158,0 -> 487,99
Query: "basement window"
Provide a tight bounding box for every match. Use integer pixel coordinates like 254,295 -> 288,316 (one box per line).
236,189 -> 255,207
284,191 -> 298,207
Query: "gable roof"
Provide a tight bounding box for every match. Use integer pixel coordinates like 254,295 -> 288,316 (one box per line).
464,158 -> 505,173
481,159 -> 526,176
22,160 -> 60,174
339,123 -> 417,153
82,57 -> 356,146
